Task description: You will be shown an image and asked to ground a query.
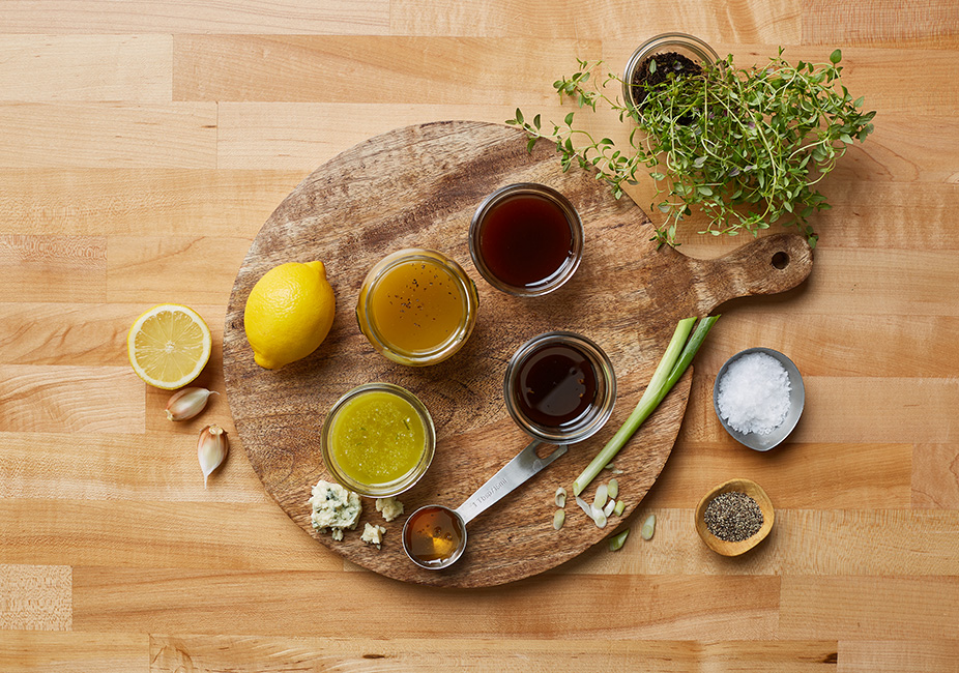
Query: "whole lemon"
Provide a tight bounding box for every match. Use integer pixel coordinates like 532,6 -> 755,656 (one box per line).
244,261 -> 336,370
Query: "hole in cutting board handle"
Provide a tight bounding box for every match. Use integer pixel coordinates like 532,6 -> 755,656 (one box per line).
771,251 -> 789,269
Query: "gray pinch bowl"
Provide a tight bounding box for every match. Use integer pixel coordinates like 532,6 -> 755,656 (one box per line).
713,347 -> 805,452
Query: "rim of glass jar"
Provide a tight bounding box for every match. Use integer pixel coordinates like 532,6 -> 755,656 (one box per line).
355,248 -> 479,367
321,382 -> 436,498
622,32 -> 720,111
468,183 -> 584,297
503,331 -> 616,445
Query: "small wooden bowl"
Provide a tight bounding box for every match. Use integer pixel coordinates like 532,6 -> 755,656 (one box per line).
695,479 -> 775,556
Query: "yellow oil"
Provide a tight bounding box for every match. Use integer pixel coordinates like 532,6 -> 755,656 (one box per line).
403,506 -> 464,566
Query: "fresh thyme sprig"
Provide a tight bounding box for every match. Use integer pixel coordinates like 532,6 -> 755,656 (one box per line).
508,49 -> 875,248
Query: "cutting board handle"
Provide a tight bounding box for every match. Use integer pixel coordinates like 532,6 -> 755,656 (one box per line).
687,232 -> 814,313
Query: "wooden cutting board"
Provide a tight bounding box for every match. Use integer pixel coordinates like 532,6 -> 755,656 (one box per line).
222,120 -> 813,588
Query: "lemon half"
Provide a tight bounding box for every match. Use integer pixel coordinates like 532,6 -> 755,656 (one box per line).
127,304 -> 212,390
244,261 -> 336,370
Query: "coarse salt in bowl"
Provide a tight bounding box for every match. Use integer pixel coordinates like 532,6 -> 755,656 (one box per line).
713,347 -> 805,451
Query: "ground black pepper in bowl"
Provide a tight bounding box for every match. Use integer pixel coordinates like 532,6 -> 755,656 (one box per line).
703,491 -> 764,542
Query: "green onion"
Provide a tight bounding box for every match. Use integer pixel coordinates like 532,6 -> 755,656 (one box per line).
608,528 -> 630,551
640,514 -> 656,540
572,315 -> 720,496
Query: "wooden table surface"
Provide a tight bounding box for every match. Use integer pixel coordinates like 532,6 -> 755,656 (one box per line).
1,2 -> 957,671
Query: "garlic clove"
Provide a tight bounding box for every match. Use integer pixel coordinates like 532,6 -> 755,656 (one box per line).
166,387 -> 218,421
198,424 -> 229,488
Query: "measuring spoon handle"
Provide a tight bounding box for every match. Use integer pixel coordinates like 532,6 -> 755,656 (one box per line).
455,441 -> 567,526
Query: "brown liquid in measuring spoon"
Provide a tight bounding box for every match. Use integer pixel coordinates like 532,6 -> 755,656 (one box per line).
403,505 -> 465,567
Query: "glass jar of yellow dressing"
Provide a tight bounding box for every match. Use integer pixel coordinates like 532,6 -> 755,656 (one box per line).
356,249 -> 479,366
321,383 -> 436,497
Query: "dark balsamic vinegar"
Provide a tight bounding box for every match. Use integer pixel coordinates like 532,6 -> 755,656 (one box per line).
515,343 -> 598,430
479,194 -> 573,289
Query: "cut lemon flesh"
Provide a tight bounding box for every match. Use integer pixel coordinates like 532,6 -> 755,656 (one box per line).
127,304 -> 212,390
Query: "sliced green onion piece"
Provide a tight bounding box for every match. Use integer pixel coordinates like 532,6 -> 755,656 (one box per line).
641,514 -> 656,540
553,509 -> 566,530
608,528 -> 630,551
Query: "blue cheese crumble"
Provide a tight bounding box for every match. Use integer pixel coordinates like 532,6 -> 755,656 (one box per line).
361,523 -> 386,549
375,496 -> 404,522
309,480 -> 361,541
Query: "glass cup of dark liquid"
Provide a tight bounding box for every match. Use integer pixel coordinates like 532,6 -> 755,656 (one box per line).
401,331 -> 615,571
469,183 -> 584,297
503,331 -> 616,444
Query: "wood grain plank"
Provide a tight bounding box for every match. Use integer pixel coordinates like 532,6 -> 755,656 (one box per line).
802,0 -> 959,48
390,0 -> 801,43
0,103 -> 217,169
174,35 -> 600,103
827,116 -> 959,184
216,102 -> 623,169
106,236 -> 252,305
780,576 -> 959,640
647,441 -> 913,510
913,443 -> 959,509
0,430 -> 265,502
73,568 -> 780,639
0,303 -> 129,367
0,235 -> 106,303
838,641 -> 959,673
150,635 -> 840,672
0,0 -> 390,34
564,509 -> 959,577
0,35 -> 172,103
814,181 -> 959,251
0,169 -> 306,237
0,565 -> 71,630
688,313 -> 959,378
0,365 -> 144,434
0,632 -> 147,673
791,377 -> 959,444
0,500 -> 341,571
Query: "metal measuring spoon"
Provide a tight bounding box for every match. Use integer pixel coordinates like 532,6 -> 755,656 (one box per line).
401,439 -> 567,570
